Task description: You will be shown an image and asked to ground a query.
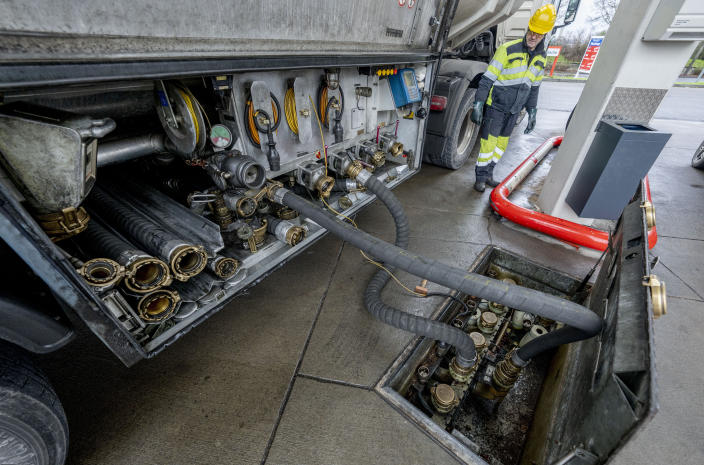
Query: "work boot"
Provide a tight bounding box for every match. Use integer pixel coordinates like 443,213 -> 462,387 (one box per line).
474,177 -> 486,192
486,163 -> 500,187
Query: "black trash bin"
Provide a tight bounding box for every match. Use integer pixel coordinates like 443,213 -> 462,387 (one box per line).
566,120 -> 670,220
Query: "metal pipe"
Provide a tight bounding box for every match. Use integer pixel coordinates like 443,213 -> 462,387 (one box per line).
488,136 -> 657,251
97,133 -> 166,167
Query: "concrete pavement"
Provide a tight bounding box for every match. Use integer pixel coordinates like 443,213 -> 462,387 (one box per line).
38,82 -> 704,465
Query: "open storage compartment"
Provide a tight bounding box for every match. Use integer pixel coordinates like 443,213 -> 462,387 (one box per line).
376,188 -> 658,465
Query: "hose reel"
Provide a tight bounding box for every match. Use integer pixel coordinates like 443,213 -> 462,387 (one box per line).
155,81 -> 207,157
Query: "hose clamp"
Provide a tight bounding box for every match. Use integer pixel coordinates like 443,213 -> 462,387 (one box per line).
510,349 -> 529,367
355,169 -> 372,186
272,186 -> 289,205
274,220 -> 292,243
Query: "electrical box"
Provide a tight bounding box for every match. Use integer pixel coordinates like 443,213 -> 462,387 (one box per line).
566,120 -> 671,220
388,68 -> 421,107
643,0 -> 704,41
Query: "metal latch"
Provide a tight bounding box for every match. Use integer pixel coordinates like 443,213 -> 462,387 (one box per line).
643,274 -> 667,318
640,200 -> 656,229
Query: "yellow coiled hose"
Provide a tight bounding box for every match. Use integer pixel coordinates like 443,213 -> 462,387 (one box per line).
284,87 -> 299,135
246,98 -> 279,146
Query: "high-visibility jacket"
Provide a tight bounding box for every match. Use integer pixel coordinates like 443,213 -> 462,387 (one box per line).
475,38 -> 547,115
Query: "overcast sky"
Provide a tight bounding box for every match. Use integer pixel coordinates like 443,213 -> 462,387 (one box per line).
554,0 -> 606,36
570,0 -> 598,32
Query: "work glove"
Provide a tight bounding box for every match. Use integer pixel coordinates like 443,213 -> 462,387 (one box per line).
524,107 -> 537,134
470,100 -> 484,125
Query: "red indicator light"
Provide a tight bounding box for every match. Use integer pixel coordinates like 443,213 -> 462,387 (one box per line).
430,95 -> 447,111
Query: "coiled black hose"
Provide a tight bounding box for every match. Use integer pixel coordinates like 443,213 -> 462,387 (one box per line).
360,175 -> 477,365
277,188 -> 603,365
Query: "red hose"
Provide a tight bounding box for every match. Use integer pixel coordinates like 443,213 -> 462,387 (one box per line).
489,136 -> 657,251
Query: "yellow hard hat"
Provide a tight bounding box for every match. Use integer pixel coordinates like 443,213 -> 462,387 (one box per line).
528,4 -> 557,35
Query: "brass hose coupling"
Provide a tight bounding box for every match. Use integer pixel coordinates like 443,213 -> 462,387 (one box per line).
643,274 -> 667,318
449,353 -> 478,383
209,256 -> 240,279
491,349 -> 527,396
345,160 -> 364,180
122,255 -> 172,293
370,150 -> 386,167
430,383 -> 460,414
265,181 -> 285,203
36,207 -> 90,242
272,219 -> 307,246
137,288 -> 181,323
169,244 -> 208,282
640,201 -> 656,230
389,142 -> 404,157
77,258 -> 125,290
314,175 -> 335,198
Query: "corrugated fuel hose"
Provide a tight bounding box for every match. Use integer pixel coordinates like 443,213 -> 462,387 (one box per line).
272,185 -> 603,366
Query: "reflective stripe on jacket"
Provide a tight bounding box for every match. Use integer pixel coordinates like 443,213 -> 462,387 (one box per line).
475,38 -> 546,114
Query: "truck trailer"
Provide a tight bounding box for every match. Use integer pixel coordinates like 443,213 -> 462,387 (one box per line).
0,1 -> 658,465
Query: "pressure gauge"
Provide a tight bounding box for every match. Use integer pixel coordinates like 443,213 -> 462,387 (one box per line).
210,124 -> 233,148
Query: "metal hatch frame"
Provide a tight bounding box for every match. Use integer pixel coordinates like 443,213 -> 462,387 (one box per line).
375,185 -> 658,465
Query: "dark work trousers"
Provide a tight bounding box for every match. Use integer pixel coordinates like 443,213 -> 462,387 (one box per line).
475,106 -> 520,180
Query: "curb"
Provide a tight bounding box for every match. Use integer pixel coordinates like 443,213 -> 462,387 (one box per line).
544,77 -> 704,88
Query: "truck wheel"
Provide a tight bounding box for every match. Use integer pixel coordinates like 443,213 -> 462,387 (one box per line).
0,342 -> 68,465
427,89 -> 480,170
692,140 -> 704,169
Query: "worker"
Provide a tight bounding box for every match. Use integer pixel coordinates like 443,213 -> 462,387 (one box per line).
469,4 -> 556,192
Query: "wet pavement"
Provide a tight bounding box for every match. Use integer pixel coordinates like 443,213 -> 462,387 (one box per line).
38,82 -> 704,465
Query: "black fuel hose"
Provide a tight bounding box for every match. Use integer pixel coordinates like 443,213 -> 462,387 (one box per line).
86,187 -> 207,281
81,218 -> 139,260
276,187 -> 603,365
87,188 -> 184,257
359,175 -> 478,366
516,326 -> 588,362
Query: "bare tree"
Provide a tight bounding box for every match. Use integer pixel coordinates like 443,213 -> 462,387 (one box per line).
591,0 -> 620,27
552,29 -> 591,63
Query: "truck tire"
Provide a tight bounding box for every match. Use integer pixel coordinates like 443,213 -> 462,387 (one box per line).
692,140 -> 704,169
0,342 -> 68,465
426,88 -> 480,170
